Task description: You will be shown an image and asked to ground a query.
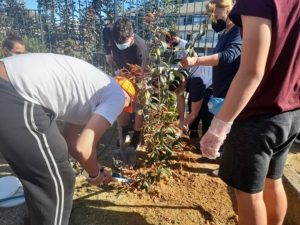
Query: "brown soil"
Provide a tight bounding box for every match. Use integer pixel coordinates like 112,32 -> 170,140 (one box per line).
69,125 -> 238,225
286,144 -> 300,174
1,124 -> 299,225
71,168 -> 237,225
69,125 -> 300,225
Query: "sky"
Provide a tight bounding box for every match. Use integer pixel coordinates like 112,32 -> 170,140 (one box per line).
24,0 -> 38,9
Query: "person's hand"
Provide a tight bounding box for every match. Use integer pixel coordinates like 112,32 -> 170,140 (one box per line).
180,56 -> 198,68
200,117 -> 233,159
178,119 -> 185,130
87,167 -> 113,186
175,120 -> 188,139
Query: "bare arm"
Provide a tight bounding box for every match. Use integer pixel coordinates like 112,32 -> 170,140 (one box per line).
181,54 -> 219,67
217,15 -> 272,122
194,54 -> 219,66
64,114 -> 110,177
184,100 -> 202,126
63,122 -> 83,157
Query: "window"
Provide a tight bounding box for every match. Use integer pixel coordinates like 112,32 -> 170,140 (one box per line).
192,15 -> 206,25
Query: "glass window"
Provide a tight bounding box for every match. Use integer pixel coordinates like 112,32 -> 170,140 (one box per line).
193,15 -> 206,25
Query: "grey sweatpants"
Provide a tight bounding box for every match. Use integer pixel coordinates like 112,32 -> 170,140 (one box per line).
0,77 -> 75,225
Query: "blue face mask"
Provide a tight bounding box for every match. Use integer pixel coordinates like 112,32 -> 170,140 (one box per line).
115,40 -> 131,50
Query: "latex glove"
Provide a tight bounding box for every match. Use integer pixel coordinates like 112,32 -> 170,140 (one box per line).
180,56 -> 198,68
200,117 -> 232,159
87,167 -> 113,186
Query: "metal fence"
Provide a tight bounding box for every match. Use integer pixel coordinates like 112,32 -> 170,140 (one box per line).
0,0 -> 217,68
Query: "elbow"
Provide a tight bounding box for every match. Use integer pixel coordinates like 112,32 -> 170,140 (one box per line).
238,67 -> 265,82
218,50 -> 241,65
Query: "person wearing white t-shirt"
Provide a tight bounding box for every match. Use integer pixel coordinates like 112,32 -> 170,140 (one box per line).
166,30 -> 189,60
169,67 -> 213,139
0,53 -> 132,225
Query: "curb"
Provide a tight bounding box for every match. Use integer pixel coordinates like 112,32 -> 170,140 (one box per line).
283,166 -> 300,225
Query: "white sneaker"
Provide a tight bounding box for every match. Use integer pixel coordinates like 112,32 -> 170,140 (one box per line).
124,134 -> 131,144
212,169 -> 219,177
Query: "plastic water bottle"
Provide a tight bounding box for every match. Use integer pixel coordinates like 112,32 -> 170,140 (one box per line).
207,97 -> 224,115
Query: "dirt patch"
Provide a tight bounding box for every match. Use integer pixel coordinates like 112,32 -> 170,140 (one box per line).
1,124 -> 300,225
69,129 -> 300,225
286,144 -> 300,174
69,125 -> 238,225
284,143 -> 300,225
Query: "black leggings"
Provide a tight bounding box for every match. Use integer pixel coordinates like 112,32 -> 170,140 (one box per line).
0,78 -> 75,225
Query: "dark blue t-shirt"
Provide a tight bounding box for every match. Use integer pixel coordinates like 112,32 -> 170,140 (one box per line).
213,25 -> 242,98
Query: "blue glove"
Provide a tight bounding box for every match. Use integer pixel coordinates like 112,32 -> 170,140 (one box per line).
208,97 -> 224,115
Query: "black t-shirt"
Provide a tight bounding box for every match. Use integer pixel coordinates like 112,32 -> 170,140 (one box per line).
111,34 -> 149,70
186,76 -> 206,102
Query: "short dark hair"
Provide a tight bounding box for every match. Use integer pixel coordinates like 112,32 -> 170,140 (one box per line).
166,30 -> 178,42
169,68 -> 190,92
112,18 -> 134,44
2,32 -> 24,50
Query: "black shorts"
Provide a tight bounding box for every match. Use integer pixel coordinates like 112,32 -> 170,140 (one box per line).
219,109 -> 300,193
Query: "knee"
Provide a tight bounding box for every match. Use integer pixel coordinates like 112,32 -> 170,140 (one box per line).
235,189 -> 264,204
264,178 -> 283,192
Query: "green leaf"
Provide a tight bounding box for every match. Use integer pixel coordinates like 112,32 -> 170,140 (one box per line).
166,127 -> 176,133
137,109 -> 143,115
149,103 -> 158,110
160,75 -> 167,85
145,90 -> 151,100
157,167 -> 172,177
141,181 -> 150,190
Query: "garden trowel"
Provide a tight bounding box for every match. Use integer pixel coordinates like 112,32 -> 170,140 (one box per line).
112,123 -> 136,170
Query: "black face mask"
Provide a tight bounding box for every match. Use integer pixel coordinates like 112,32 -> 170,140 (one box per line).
211,19 -> 226,33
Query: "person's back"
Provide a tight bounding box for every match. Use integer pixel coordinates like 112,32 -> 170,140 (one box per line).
2,53 -> 124,125
0,53 -> 127,225
230,0 -> 300,119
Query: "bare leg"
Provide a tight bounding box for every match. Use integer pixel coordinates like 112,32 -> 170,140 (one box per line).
235,189 -> 267,225
263,178 -> 287,225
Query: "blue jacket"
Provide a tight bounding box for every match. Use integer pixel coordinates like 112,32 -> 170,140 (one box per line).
213,25 -> 242,98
